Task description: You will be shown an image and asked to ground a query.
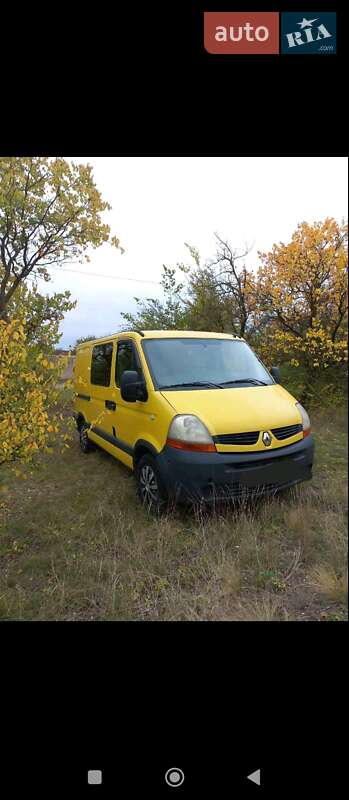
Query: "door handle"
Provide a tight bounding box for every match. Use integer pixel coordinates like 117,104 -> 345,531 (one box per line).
105,400 -> 116,411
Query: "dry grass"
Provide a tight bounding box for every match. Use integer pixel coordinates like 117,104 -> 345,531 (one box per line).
0,406 -> 347,621
308,566 -> 347,604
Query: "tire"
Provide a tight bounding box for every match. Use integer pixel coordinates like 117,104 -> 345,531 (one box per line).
135,454 -> 169,514
79,421 -> 96,453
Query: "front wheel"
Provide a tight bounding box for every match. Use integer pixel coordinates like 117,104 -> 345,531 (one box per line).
135,454 -> 168,514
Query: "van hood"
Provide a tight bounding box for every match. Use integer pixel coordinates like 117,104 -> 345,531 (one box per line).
160,384 -> 301,436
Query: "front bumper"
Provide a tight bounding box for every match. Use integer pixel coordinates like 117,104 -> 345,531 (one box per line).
156,435 -> 314,503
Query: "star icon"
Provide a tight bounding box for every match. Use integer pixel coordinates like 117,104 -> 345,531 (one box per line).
297,17 -> 318,28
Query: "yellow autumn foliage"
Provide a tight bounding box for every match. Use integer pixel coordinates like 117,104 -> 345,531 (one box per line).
256,219 -> 348,371
0,319 -> 70,465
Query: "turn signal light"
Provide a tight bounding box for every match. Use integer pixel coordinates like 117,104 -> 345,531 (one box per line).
166,438 -> 216,452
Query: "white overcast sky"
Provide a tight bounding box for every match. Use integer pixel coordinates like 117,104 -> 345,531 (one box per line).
35,157 -> 348,348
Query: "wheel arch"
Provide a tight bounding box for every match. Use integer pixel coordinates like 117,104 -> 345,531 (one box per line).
133,439 -> 159,468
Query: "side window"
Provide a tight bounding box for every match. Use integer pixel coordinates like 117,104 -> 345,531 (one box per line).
115,341 -> 140,387
91,342 -> 113,386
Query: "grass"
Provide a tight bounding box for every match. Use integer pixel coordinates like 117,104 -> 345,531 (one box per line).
0,406 -> 347,621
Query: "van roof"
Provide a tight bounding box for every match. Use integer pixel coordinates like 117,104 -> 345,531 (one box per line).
139,330 -> 244,340
76,330 -> 244,347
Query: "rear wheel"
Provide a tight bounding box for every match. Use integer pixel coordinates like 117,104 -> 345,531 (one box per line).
79,421 -> 96,453
135,454 -> 168,514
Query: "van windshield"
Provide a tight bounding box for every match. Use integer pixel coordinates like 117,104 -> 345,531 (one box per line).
142,338 -> 273,389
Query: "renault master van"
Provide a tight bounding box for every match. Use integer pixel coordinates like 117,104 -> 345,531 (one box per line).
73,331 -> 314,512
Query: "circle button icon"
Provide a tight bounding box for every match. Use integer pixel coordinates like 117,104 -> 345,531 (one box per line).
165,768 -> 185,787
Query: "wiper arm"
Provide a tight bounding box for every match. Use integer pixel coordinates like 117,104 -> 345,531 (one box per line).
159,379 -> 269,389
159,381 -> 223,389
219,378 -> 269,386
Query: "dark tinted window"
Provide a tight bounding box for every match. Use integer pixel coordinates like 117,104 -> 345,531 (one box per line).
90,343 -> 113,386
115,341 -> 140,386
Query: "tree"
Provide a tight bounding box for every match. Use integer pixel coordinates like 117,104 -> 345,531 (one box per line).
184,265 -> 234,332
0,157 -> 123,319
0,319 -> 71,466
6,281 -> 76,353
120,222 -> 347,407
0,157 -> 122,466
121,264 -> 188,330
70,334 -> 98,355
75,335 -> 98,346
256,219 -> 348,375
207,233 -> 258,337
121,237 -> 258,336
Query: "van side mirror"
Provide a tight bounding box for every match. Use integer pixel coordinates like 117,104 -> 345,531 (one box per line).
270,366 -> 281,384
120,370 -> 148,402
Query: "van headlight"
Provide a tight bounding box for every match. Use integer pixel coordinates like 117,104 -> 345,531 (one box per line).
295,402 -> 311,438
167,415 -> 216,452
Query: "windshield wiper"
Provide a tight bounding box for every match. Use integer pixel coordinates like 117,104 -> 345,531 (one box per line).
159,381 -> 223,390
219,378 -> 269,386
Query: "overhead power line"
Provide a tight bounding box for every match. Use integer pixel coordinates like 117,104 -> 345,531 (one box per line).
46,264 -> 161,285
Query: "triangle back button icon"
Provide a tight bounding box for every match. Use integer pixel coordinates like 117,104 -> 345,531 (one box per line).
247,769 -> 261,786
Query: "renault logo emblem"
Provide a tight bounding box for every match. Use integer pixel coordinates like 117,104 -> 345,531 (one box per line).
262,431 -> 272,447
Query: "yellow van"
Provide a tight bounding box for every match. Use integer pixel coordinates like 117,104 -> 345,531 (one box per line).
73,330 -> 314,512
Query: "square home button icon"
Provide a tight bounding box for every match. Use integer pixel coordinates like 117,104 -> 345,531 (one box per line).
88,770 -> 102,785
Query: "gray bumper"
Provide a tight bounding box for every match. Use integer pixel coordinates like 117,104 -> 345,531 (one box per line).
156,435 -> 314,503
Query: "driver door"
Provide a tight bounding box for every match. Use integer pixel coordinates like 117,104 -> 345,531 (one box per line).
113,338 -> 149,466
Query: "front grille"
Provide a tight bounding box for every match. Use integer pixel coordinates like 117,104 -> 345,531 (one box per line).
214,424 -> 302,447
271,424 -> 302,440
198,482 -> 282,502
225,482 -> 280,496
213,431 -> 260,446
